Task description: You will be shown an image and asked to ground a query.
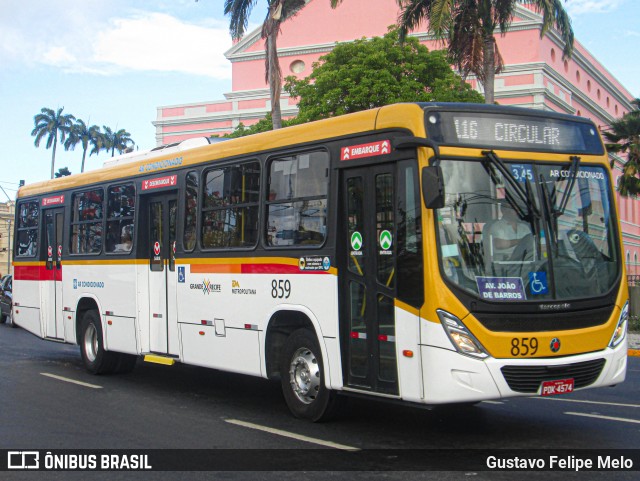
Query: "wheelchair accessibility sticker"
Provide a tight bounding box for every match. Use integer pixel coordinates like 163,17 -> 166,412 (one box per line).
528,272 -> 548,295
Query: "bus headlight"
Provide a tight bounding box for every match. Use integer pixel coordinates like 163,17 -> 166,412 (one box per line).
609,301 -> 628,348
437,309 -> 489,359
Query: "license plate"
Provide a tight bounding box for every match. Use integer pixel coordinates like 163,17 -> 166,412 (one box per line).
541,378 -> 574,396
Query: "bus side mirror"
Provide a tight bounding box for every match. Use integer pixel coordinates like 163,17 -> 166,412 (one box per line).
422,166 -> 445,209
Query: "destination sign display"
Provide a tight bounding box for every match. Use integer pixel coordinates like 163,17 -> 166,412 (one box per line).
426,111 -> 604,154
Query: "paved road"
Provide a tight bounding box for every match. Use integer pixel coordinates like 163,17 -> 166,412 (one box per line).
627,332 -> 640,352
1,324 -> 638,480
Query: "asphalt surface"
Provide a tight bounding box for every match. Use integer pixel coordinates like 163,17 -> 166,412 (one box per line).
0,324 -> 638,480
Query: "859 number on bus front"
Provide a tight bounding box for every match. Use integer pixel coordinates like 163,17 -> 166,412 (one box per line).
511,337 -> 538,356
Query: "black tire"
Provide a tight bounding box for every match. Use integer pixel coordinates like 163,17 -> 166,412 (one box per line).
79,310 -> 118,374
113,353 -> 137,374
280,328 -> 343,422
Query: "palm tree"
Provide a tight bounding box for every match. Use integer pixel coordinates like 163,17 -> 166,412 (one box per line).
64,119 -> 102,173
102,126 -> 134,157
604,99 -> 640,197
224,0 -> 307,129
331,1 -> 574,104
31,107 -> 76,179
89,128 -> 106,158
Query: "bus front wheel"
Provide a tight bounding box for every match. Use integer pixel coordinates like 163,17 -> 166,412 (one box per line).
280,328 -> 342,422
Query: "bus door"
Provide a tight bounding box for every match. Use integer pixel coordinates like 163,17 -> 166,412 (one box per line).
43,208 -> 65,339
147,194 -> 179,356
340,165 -> 399,395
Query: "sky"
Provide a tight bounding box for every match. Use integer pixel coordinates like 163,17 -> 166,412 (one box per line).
0,0 -> 639,198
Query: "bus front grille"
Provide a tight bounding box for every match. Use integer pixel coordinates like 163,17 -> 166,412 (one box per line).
500,358 -> 606,393
474,305 -> 614,332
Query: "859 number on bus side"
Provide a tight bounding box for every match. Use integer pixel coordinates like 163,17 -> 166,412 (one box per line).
271,279 -> 291,299
511,337 -> 538,356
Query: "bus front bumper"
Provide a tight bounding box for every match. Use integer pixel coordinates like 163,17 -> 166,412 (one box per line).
418,337 -> 628,405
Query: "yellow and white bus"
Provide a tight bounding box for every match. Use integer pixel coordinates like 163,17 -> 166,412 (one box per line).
12,103 -> 628,421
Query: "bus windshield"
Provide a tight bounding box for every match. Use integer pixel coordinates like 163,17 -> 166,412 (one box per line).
436,159 -> 619,302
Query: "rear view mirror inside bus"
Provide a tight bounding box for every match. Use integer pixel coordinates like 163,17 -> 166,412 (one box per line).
422,165 -> 445,209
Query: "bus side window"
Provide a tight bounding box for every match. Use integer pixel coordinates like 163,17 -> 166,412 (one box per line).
201,161 -> 260,249
183,171 -> 199,251
70,189 -> 104,255
106,183 -> 135,254
16,200 -> 39,257
396,161 -> 423,308
266,151 -> 329,247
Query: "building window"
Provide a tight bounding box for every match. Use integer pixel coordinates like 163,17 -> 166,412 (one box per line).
597,89 -> 601,100
563,60 -> 569,73
587,80 -> 591,92
607,97 -> 610,108
16,201 -> 39,257
290,60 -> 306,74
105,183 -> 135,253
266,151 -> 329,247
70,189 -> 104,254
626,251 -> 630,271
201,161 -> 260,249
550,48 -> 556,62
576,70 -> 581,83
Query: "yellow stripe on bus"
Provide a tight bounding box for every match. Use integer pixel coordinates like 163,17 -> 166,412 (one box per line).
62,259 -> 150,266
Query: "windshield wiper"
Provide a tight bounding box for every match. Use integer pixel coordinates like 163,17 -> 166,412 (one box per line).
482,150 -> 540,220
556,156 -> 581,217
539,156 -> 581,255
539,173 -> 559,253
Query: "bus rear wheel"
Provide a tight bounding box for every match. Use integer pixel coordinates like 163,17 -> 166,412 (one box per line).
280,328 -> 342,422
80,310 -> 118,374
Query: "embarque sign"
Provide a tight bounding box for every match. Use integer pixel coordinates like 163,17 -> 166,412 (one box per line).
341,140 -> 391,161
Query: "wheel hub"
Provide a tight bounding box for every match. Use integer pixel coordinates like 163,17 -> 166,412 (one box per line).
84,324 -> 98,363
289,347 -> 320,404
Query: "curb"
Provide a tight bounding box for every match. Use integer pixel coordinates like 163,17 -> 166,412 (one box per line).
629,349 -> 640,357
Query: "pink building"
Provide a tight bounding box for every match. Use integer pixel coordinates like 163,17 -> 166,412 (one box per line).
154,0 -> 639,272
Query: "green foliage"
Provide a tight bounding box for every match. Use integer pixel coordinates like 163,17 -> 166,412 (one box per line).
32,106 -> 135,176
31,107 -> 75,179
54,167 -> 72,178
604,99 -> 640,197
101,126 -> 135,157
64,120 -> 102,173
283,28 -> 484,122
220,115 -> 302,138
